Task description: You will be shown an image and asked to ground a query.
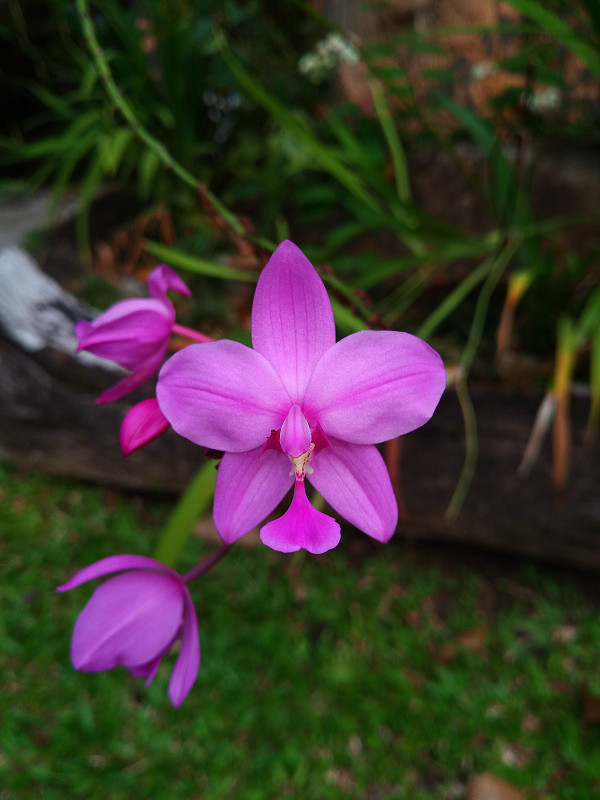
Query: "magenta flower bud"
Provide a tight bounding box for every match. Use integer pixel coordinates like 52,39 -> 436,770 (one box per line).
75,265 -> 191,404
57,555 -> 199,707
156,240 -> 447,555
120,398 -> 170,456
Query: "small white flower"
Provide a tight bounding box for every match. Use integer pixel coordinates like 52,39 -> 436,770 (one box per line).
470,61 -> 495,81
297,32 -> 359,83
528,86 -> 562,111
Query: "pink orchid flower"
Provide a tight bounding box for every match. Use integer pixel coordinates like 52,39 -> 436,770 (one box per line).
156,240 -> 446,555
75,265 -> 192,404
57,555 -> 199,707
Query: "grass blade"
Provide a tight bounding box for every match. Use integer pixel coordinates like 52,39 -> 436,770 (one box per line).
144,241 -> 260,282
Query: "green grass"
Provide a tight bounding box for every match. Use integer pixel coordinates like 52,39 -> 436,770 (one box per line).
1,463 -> 600,799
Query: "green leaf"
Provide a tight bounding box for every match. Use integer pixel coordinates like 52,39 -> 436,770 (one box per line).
370,82 -> 411,205
354,232 -> 500,289
99,127 -> 133,174
579,0 -> 600,38
330,298 -> 368,333
316,220 -> 384,261
144,241 -> 260,282
431,91 -> 532,228
576,286 -> 600,345
154,461 -> 218,567
416,255 -> 496,340
49,130 -> 98,214
587,327 -> 600,439
505,0 -> 600,81
138,147 -> 161,198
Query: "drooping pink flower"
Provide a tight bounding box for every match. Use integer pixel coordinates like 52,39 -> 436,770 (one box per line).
75,265 -> 191,404
56,555 -> 199,707
156,240 -> 446,555
120,398 -> 170,456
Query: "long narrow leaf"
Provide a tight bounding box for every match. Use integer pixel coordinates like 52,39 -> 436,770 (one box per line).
416,255 -> 495,340
586,327 -> 600,442
145,241 -> 260,282
330,298 -> 368,333
506,0 -> 600,81
432,92 -> 534,230
370,82 -> 411,204
154,461 -> 218,567
355,231 -> 500,289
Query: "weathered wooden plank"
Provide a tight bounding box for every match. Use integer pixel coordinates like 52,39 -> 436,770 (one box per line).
401,390 -> 600,570
0,246 -> 199,491
1,246 -> 598,567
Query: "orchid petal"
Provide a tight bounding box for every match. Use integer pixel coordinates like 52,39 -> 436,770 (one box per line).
304,330 -> 446,443
56,554 -> 177,592
129,654 -> 162,685
70,571 -> 184,671
280,404 -> 311,458
213,447 -> 293,544
96,366 -> 159,405
168,589 -> 200,707
261,428 -> 282,455
74,320 -> 93,339
157,340 -> 290,452
260,478 -> 341,554
311,422 -> 333,457
308,438 -> 398,543
75,299 -> 173,369
251,240 -> 335,401
147,264 -> 191,302
120,398 -> 170,456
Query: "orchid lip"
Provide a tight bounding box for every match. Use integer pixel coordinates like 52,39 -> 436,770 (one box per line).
259,475 -> 341,555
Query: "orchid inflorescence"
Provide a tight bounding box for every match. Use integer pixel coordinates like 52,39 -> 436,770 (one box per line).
60,241 -> 446,706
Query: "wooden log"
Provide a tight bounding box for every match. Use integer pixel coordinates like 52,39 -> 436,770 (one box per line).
401,389 -> 600,570
1,246 -> 599,568
0,246 -> 199,491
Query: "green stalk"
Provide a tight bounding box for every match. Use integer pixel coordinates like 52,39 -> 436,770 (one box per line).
416,255 -> 495,340
460,242 -> 517,371
370,82 -> 411,205
586,327 -> 600,442
446,242 -> 516,519
445,372 -> 477,522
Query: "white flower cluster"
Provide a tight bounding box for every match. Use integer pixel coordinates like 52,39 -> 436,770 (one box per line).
298,32 -> 359,84
527,86 -> 562,112
470,61 -> 496,82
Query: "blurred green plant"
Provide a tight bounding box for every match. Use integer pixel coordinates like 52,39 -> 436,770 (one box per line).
3,464 -> 600,798
4,0 -> 600,526
1,0 -> 322,245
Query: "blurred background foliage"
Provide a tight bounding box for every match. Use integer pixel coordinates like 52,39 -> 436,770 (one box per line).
2,0 -> 599,506
2,2 -> 600,796
3,463 -> 600,798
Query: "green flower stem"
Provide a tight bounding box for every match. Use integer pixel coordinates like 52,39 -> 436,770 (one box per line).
460,241 -> 517,372
446,241 -> 517,520
445,370 -> 477,522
